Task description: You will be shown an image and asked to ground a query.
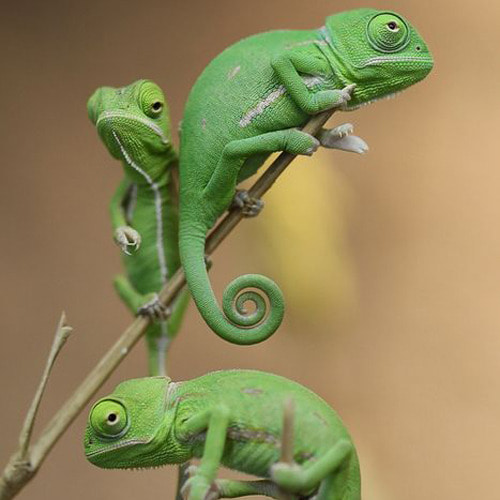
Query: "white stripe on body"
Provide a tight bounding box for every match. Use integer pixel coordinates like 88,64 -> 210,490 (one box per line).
112,131 -> 172,364
239,75 -> 325,128
112,131 -> 169,284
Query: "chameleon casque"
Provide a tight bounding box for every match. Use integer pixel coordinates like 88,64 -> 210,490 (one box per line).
178,9 -> 433,345
87,80 -> 189,376
84,370 -> 361,500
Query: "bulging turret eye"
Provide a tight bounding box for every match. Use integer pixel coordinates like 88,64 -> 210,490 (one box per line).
386,21 -> 399,32
367,13 -> 410,53
151,101 -> 163,114
90,399 -> 129,439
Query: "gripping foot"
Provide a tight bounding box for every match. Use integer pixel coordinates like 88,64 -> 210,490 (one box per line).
114,225 -> 141,255
318,123 -> 369,154
232,190 -> 264,217
137,293 -> 171,322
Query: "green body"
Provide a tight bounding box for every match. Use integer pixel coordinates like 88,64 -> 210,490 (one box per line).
88,80 -> 189,376
178,9 -> 433,345
85,370 -> 361,499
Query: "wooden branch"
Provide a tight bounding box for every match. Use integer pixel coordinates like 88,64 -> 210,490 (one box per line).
0,107 -> 337,500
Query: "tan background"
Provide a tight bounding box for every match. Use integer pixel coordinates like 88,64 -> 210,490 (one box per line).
1,0 -> 499,498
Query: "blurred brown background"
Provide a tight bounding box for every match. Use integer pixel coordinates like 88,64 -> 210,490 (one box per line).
1,0 -> 499,498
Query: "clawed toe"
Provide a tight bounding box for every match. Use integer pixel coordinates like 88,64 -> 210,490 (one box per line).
137,294 -> 171,321
233,190 -> 265,218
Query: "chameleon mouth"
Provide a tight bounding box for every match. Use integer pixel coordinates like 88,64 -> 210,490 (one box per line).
85,438 -> 152,459
96,110 -> 169,145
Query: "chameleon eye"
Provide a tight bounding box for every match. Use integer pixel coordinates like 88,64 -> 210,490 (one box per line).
90,399 -> 129,439
139,82 -> 166,118
386,21 -> 399,32
152,101 -> 163,112
367,13 -> 410,53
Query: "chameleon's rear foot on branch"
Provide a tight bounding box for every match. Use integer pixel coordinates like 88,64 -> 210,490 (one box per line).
137,293 -> 171,322
232,190 -> 264,218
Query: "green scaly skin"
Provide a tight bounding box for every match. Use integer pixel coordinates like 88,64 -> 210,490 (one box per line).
178,9 -> 433,345
84,370 -> 361,500
88,80 -> 189,376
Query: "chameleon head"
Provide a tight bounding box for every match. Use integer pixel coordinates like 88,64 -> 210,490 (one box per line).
324,9 -> 434,108
87,80 -> 173,177
84,377 -> 175,469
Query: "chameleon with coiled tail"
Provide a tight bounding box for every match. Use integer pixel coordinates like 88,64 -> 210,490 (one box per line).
178,8 -> 433,345
84,370 -> 361,500
87,80 -> 189,376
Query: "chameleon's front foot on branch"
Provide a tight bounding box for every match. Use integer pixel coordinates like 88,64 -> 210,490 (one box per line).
137,293 -> 171,322
114,225 -> 141,255
336,83 -> 357,110
232,190 -> 264,218
309,83 -> 357,115
318,123 -> 369,154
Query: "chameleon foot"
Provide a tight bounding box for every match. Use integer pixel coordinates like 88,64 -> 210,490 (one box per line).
114,226 -> 141,255
137,294 -> 171,322
337,83 -> 357,109
232,190 -> 264,217
319,123 -> 369,154
271,462 -> 304,493
181,471 -> 213,500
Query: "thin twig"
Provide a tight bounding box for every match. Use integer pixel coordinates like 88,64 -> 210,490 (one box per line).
278,398 -> 297,500
18,313 -> 72,460
0,107 -> 337,500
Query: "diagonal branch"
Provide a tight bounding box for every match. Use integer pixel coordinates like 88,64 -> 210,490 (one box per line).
0,107 -> 337,500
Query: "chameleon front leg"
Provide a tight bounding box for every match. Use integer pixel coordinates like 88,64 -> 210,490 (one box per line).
271,52 -> 356,114
110,178 -> 141,254
179,407 -> 231,500
203,129 -> 319,219
271,440 -> 355,498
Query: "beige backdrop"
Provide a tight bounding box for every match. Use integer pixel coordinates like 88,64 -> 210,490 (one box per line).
1,1 -> 499,499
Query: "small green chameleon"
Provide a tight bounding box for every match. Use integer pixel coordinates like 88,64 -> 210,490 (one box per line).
84,370 -> 361,499
178,8 -> 433,345
87,80 -> 189,376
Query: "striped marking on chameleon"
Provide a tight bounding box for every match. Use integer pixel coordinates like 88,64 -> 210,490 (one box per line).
359,55 -> 434,68
97,111 -> 169,144
285,39 -> 328,49
112,131 -> 169,284
227,65 -> 241,80
239,75 -> 325,128
156,322 -> 170,377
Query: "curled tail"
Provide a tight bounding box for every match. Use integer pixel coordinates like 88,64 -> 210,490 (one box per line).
179,223 -> 284,345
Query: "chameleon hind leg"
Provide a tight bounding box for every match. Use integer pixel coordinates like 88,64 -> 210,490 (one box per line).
271,440 -> 358,500
147,289 -> 191,376
113,274 -> 172,376
187,477 -> 280,500
202,128 -> 320,221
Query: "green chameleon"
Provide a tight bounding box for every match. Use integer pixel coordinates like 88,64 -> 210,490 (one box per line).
84,370 -> 361,499
178,8 -> 433,345
87,80 -> 189,376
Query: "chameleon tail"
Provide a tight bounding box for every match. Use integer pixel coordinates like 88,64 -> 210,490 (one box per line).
179,223 -> 285,345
